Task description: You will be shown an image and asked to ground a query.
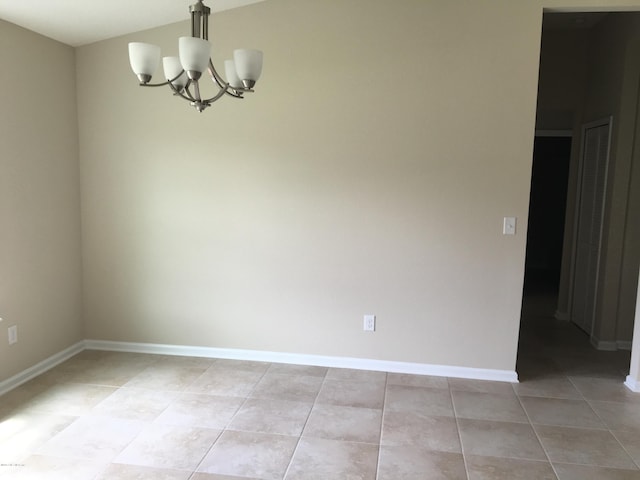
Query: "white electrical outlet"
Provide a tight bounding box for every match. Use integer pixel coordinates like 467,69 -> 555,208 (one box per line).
363,315 -> 376,332
8,325 -> 17,345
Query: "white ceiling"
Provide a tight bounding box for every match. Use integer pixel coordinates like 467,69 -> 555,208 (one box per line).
0,0 -> 266,47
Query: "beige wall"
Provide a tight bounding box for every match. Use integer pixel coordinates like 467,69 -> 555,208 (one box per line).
0,20 -> 83,380
5,0 -> 640,383
77,0 -> 541,372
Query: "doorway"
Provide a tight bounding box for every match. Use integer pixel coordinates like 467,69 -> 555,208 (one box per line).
523,135 -> 571,298
517,10 -> 640,382
518,134 -> 572,358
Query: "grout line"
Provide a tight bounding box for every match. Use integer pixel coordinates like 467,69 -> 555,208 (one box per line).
280,366 -> 328,479
9,347 -> 638,479
450,379 -> 471,480
582,395 -> 640,470
609,429 -> 640,470
513,382 -> 561,480
188,358 -> 271,477
374,372 -> 388,480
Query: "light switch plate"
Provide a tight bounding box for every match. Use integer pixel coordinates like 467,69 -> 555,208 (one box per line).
503,217 -> 516,235
8,325 -> 17,345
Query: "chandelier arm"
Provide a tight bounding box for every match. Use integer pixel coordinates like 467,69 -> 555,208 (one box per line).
225,87 -> 250,98
200,84 -> 230,105
206,59 -> 245,99
138,80 -> 172,88
181,84 -> 198,102
222,84 -> 245,99
138,71 -> 189,88
207,59 -> 228,89
167,81 -> 198,103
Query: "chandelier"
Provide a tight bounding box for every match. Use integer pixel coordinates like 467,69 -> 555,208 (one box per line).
128,0 -> 263,112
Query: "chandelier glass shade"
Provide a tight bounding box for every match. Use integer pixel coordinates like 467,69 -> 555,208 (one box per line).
128,0 -> 263,112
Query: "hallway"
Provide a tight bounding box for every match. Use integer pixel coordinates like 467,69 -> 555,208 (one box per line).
517,284 -> 631,384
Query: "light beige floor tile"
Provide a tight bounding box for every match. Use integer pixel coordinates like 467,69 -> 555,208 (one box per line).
21,383 -> 117,416
377,445 -> 465,480
250,373 -> 323,402
325,367 -> 387,385
153,355 -> 216,369
42,351 -> 156,386
569,377 -> 640,403
452,390 -> 528,423
0,454 -> 107,480
71,350 -> 155,367
97,463 -> 191,480
536,425 -> 637,469
36,416 -> 145,462
60,362 -> 151,387
7,347 -> 640,480
190,474 -> 261,480
303,404 -> 381,443
590,400 -> 640,432
465,455 -> 556,479
554,463 -> 640,479
228,397 -> 312,436
457,418 -> 546,460
0,377 -> 58,418
115,423 -> 220,471
267,363 -> 328,377
0,412 -> 76,463
381,411 -> 461,453
387,372 -> 449,389
198,430 -> 298,480
285,437 -> 378,480
520,396 -> 605,428
210,359 -> 271,373
154,393 -> 244,429
186,368 -> 264,397
91,387 -> 179,421
316,378 -> 385,409
123,365 -> 208,392
513,376 -> 583,399
448,378 -> 516,395
613,430 -> 640,464
385,384 -> 454,417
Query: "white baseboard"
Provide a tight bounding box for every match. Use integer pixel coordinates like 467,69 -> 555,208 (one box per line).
625,375 -> 640,392
591,338 -> 633,351
593,339 -> 619,351
617,341 -> 633,351
0,340 -> 519,398
85,339 -> 519,383
0,341 -> 85,396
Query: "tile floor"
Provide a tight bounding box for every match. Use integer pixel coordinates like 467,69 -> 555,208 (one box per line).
0,290 -> 638,479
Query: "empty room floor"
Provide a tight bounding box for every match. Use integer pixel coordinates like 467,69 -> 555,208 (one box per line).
0,296 -> 638,479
